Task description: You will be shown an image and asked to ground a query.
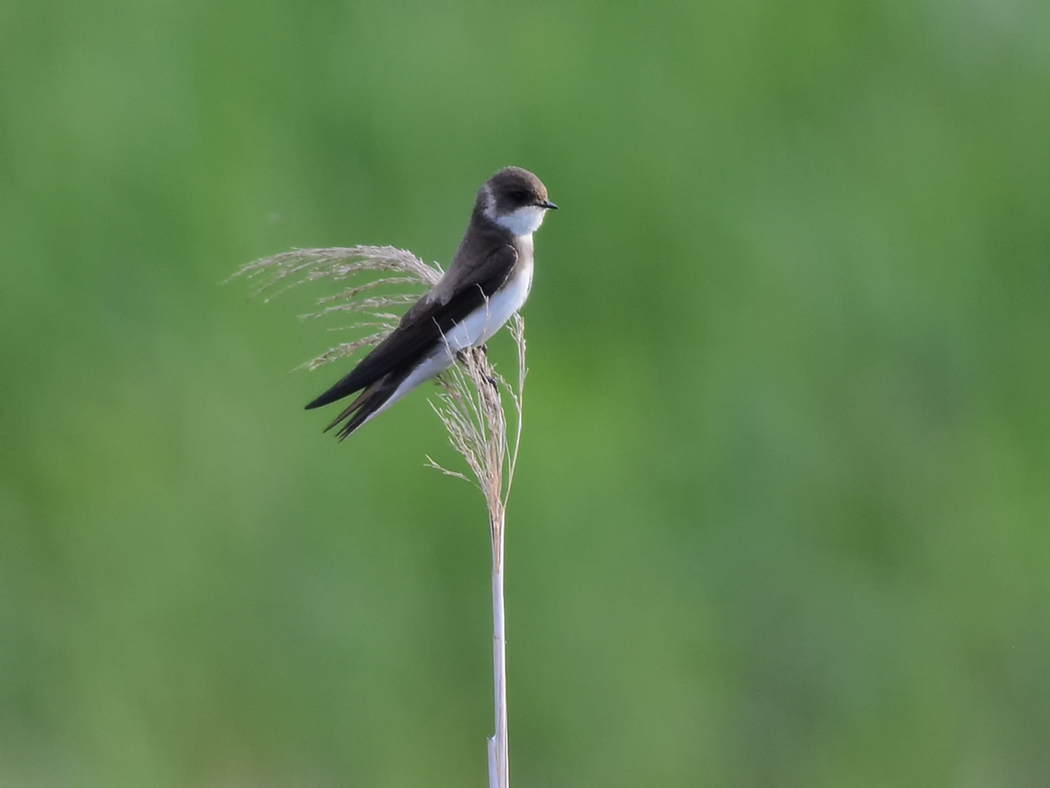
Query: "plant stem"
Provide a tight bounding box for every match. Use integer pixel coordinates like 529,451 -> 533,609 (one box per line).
487,508 -> 509,788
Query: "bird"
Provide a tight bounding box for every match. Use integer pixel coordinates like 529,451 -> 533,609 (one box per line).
305,166 -> 557,439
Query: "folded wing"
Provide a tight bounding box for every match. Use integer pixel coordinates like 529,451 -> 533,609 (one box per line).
305,245 -> 517,411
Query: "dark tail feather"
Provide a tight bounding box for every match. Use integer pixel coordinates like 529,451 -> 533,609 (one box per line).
306,373 -> 365,410
322,379 -> 394,441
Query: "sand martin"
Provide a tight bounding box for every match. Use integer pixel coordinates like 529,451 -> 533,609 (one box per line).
305,166 -> 557,439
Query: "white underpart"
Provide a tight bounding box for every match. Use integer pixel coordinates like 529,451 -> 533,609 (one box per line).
360,246 -> 535,426
490,204 -> 548,237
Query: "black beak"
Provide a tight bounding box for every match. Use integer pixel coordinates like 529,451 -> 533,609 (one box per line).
539,199 -> 558,210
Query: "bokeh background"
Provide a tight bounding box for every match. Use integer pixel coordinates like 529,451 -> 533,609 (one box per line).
3,1 -> 1050,786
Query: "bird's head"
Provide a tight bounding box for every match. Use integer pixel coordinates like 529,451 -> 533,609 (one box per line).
478,166 -> 557,237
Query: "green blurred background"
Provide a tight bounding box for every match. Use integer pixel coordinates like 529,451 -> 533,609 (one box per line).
3,1 -> 1050,786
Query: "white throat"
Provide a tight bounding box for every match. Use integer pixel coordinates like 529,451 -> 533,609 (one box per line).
490,205 -> 547,237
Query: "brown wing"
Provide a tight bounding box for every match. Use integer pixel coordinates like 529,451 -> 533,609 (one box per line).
305,243 -> 517,410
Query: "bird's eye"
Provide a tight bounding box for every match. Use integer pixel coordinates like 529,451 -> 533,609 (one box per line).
510,189 -> 530,203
